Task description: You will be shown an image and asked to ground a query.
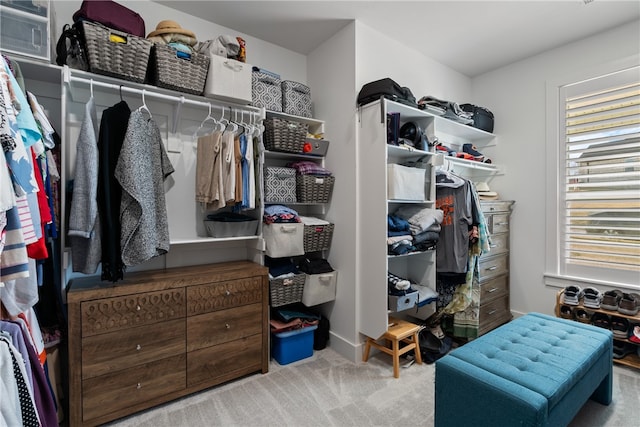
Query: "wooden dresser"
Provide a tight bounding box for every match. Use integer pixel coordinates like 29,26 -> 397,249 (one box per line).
477,200 -> 515,336
67,261 -> 269,426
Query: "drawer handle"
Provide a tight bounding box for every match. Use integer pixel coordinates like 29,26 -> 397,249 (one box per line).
136,305 -> 141,311
136,344 -> 141,351
496,222 -> 508,226
225,290 -> 231,296
489,244 -> 498,248
487,288 -> 498,293
225,323 -> 230,329
487,266 -> 498,271
488,309 -> 498,315
136,383 -> 142,390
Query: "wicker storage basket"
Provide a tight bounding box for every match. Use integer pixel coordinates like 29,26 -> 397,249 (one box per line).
296,175 -> 335,203
263,117 -> 308,153
304,223 -> 334,252
147,44 -> 210,95
80,20 -> 152,83
270,273 -> 306,307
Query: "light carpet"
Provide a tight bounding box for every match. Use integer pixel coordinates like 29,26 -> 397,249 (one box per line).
106,347 -> 639,427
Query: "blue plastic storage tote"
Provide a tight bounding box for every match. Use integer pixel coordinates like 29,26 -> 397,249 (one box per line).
271,325 -> 317,365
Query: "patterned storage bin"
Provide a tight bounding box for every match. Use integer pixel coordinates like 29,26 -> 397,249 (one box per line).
296,175 -> 335,203
303,223 -> 334,252
263,117 -> 308,153
282,80 -> 312,117
270,273 -> 306,307
252,69 -> 282,111
80,20 -> 152,83
147,44 -> 210,95
264,167 -> 296,203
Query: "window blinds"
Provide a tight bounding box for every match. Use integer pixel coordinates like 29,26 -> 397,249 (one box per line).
562,67 -> 640,273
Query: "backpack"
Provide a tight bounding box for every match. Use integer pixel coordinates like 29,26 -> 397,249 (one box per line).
357,78 -> 417,108
55,23 -> 89,71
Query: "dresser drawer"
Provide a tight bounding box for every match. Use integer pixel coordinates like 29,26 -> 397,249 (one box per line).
478,254 -> 508,280
187,276 -> 263,316
187,334 -> 262,387
82,354 -> 186,422
82,319 -> 185,379
481,201 -> 512,214
481,232 -> 509,258
187,303 -> 263,351
81,289 -> 186,337
478,294 -> 510,326
490,213 -> 510,234
479,275 -> 508,303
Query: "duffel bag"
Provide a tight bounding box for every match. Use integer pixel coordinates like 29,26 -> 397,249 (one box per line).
73,0 -> 145,37
357,78 -> 417,108
460,103 -> 494,133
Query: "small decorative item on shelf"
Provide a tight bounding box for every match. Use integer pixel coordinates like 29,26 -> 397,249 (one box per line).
263,117 -> 309,153
80,20 -> 152,83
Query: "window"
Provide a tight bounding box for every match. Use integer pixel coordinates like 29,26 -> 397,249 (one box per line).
546,64 -> 640,290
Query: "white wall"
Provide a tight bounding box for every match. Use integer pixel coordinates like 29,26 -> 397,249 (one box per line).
50,0 -> 308,83
470,20 -> 640,317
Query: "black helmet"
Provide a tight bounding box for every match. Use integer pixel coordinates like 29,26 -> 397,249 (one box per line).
399,122 -> 426,150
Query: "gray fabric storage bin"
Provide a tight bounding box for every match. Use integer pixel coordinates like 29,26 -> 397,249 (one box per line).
252,70 -> 282,111
264,167 -> 296,203
282,80 -> 312,117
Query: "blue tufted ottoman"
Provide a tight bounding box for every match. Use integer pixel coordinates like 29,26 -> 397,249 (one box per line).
435,312 -> 612,427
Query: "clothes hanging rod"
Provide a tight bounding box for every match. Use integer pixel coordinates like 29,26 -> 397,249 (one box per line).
63,68 -> 264,117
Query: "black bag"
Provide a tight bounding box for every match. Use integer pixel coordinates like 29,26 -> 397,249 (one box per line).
55,23 -> 89,71
314,314 -> 330,350
357,78 -> 417,108
460,103 -> 494,133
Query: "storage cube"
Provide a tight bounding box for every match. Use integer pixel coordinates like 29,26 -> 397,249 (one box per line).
388,290 -> 419,312
147,44 -> 210,95
0,2 -> 50,61
204,55 -> 252,104
296,175 -> 335,203
252,70 -> 282,111
282,80 -> 312,117
269,272 -> 306,307
271,325 -> 317,365
264,167 -> 296,203
387,164 -> 426,201
303,223 -> 334,253
302,271 -> 337,306
262,222 -> 304,258
204,219 -> 258,238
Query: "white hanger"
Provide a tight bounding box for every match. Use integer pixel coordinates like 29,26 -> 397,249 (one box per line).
90,79 -> 94,98
137,89 -> 152,118
193,103 -> 219,138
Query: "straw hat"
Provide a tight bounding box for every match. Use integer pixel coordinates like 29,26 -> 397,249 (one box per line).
147,20 -> 195,38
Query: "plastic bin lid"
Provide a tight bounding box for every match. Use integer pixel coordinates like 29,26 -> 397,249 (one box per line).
273,325 -> 318,338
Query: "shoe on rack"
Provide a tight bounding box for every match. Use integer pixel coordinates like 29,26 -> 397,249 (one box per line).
462,143 -> 485,161
611,316 -> 630,339
601,290 -> 623,311
613,341 -> 636,359
560,304 -> 574,319
562,285 -> 583,306
591,312 -> 610,329
583,287 -> 602,309
628,324 -> 640,344
618,293 -> 640,316
575,308 -> 592,324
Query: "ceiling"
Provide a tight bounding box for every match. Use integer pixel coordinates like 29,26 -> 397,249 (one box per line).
154,1 -> 640,77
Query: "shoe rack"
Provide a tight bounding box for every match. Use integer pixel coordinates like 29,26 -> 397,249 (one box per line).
555,290 -> 640,370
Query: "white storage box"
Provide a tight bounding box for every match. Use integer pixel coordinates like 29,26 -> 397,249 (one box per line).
262,222 -> 304,258
387,164 -> 426,201
204,55 -> 252,104
302,271 -> 337,306
0,1 -> 50,61
388,290 -> 419,312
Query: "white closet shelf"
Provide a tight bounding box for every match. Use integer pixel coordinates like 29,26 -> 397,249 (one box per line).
264,150 -> 324,160
170,235 -> 260,245
265,110 -> 325,134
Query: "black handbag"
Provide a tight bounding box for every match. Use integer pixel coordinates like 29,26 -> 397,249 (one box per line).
357,78 -> 417,108
460,103 -> 495,133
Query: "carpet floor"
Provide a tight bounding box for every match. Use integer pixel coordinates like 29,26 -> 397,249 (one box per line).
104,346 -> 639,427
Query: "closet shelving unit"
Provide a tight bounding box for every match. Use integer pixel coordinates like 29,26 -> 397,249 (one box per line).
357,99 -> 502,340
